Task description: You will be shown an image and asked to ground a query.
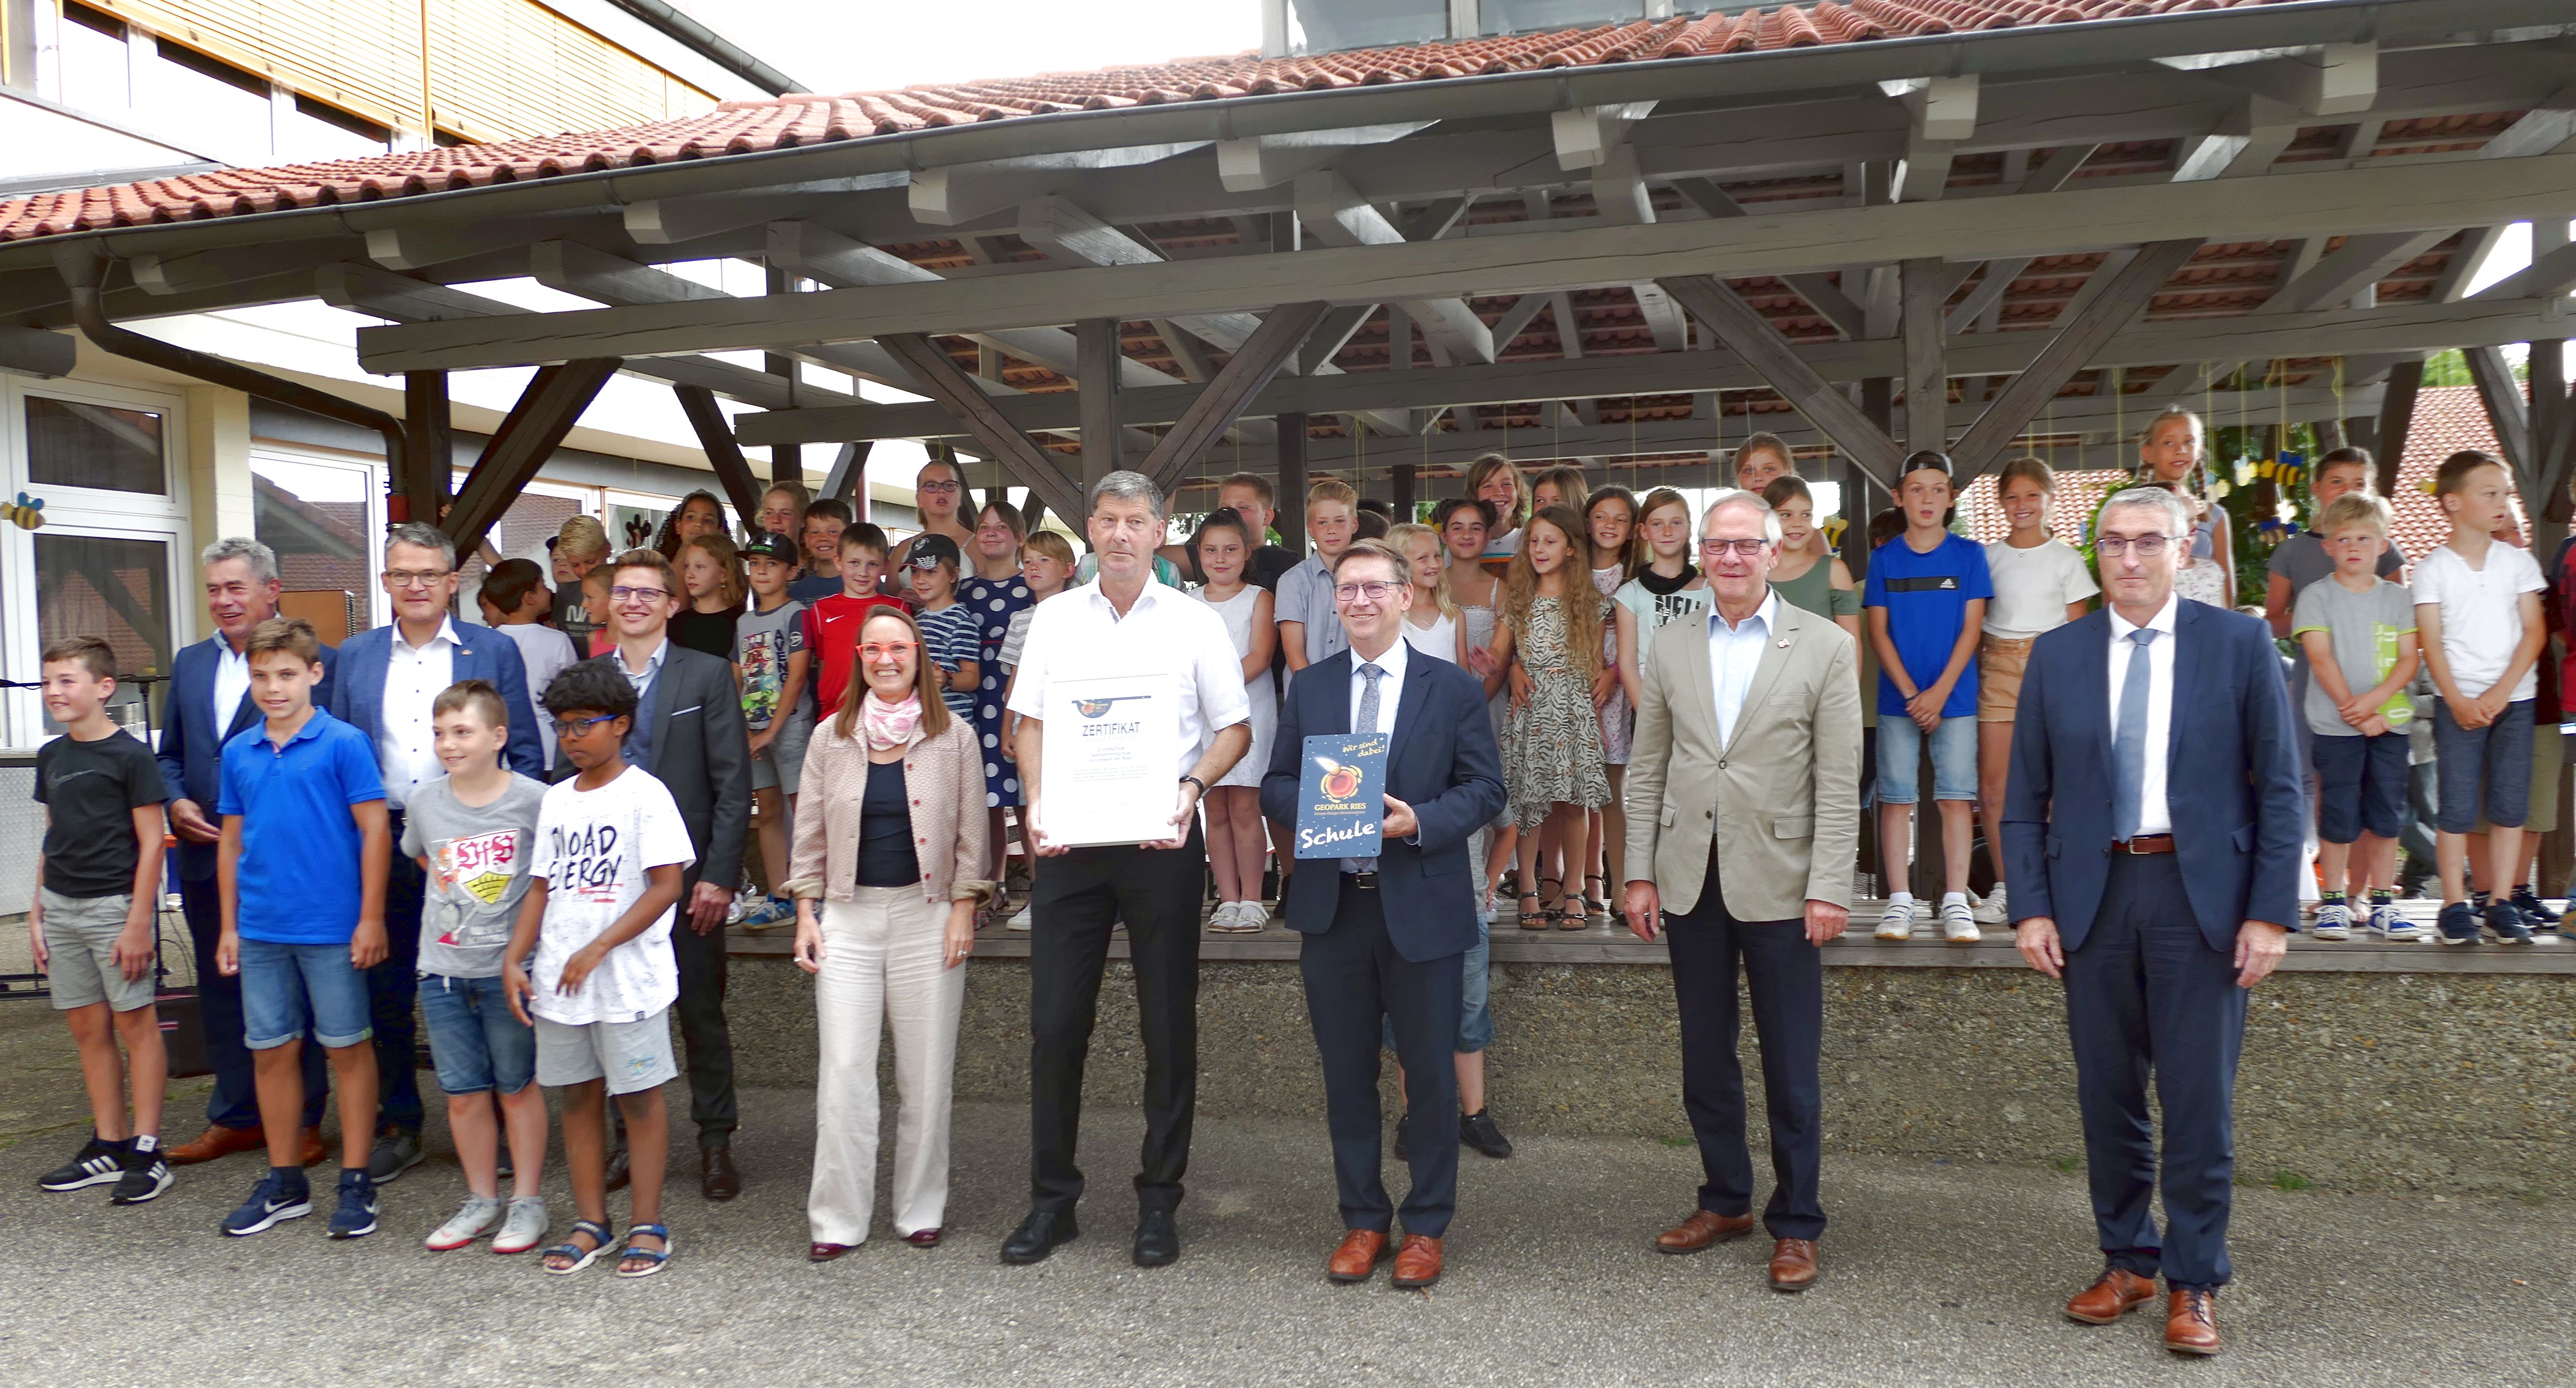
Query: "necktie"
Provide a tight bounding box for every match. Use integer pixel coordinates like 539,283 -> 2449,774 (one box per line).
1346,662 -> 1384,874
2112,628 -> 2159,842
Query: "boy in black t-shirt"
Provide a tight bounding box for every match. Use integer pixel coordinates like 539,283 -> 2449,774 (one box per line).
30,636 -> 173,1205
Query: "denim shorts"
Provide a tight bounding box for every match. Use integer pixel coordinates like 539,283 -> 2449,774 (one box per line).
239,938 -> 372,1050
1874,713 -> 1979,803
2311,731 -> 2407,844
418,972 -> 537,1095
2433,698 -> 2535,833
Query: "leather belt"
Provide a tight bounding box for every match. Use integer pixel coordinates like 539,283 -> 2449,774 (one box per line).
1341,871 -> 1380,890
2111,834 -> 2175,855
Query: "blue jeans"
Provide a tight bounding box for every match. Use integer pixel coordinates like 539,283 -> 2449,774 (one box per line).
179,874 -> 327,1130
1385,913 -> 1494,1055
239,939 -> 373,1051
2433,699 -> 2535,832
1875,714 -> 1978,803
418,973 -> 537,1095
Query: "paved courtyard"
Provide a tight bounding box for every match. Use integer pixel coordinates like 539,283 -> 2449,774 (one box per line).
2,997 -> 2570,1388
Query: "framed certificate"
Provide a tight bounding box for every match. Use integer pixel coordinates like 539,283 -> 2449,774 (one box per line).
1039,671 -> 1181,847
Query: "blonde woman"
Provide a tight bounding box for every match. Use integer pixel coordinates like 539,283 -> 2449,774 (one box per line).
789,608 -> 989,1259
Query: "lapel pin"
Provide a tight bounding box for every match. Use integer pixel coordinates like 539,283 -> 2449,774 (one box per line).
1777,638 -> 1790,648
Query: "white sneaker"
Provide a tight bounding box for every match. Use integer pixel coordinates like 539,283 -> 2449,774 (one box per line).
1972,884 -> 2008,925
491,1196 -> 548,1255
2311,902 -> 2352,941
1876,900 -> 1916,941
425,1194 -> 504,1251
1006,900 -> 1033,932
2372,904 -> 2426,942
1939,899 -> 1981,942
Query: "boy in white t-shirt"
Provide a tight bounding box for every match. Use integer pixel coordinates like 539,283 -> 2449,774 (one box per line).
2411,450 -> 2548,946
504,663 -> 695,1276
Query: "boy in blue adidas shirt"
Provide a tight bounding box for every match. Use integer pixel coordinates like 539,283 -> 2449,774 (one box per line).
214,617 -> 391,1239
1863,450 -> 1994,943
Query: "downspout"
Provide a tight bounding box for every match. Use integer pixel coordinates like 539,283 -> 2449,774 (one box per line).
592,0 -> 804,96
54,243 -> 414,513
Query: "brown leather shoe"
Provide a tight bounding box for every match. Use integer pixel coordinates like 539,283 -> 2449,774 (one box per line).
1656,1209 -> 1756,1254
2164,1290 -> 2221,1356
1327,1229 -> 1390,1283
1390,1234 -> 1443,1289
297,1126 -> 326,1168
165,1123 -> 264,1166
2065,1268 -> 2159,1325
1768,1238 -> 1820,1293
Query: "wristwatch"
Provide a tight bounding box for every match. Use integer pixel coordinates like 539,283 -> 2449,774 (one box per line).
1178,774 -> 1207,796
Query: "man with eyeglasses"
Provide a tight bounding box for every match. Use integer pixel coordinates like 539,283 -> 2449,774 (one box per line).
574,547 -> 752,1200
2002,486 -> 2302,1357
1261,538 -> 1504,1290
1621,490 -> 1860,1295
329,522 -> 542,1183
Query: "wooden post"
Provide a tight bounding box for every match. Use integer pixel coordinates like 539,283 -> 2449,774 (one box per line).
1277,411 -> 1308,551
2373,357 -> 2422,498
764,264 -> 803,488
1078,316 -> 1122,490
401,370 -> 450,526
1392,463 -> 1417,518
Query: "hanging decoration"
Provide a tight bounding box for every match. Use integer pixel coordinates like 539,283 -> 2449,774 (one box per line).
5,491 -> 44,530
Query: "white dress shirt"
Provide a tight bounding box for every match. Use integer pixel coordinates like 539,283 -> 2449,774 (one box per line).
1005,576 -> 1252,780
380,617 -> 462,810
2107,593 -> 2179,837
1707,587 -> 1781,747
212,637 -> 251,738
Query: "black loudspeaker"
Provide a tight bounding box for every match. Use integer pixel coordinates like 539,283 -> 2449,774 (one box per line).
155,987 -> 212,1079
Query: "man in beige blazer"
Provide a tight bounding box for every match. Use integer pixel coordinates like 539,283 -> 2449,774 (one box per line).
1622,488 -> 1862,1293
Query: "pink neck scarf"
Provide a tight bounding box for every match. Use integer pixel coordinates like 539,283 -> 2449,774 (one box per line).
860,691 -> 923,752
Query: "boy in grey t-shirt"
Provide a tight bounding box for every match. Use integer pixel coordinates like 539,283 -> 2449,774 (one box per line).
2289,494 -> 2422,941
398,680 -> 553,1253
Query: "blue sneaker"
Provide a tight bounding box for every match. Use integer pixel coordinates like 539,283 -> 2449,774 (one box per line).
2482,900 -> 2535,947
2511,887 -> 2561,926
2310,901 -> 2351,941
328,1169 -> 379,1239
740,895 -> 796,930
222,1172 -> 312,1235
2436,901 -> 2481,946
2368,902 -> 2423,942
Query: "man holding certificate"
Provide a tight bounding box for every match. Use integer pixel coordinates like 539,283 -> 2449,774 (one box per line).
1262,539 -> 1506,1290
1001,471 -> 1251,1270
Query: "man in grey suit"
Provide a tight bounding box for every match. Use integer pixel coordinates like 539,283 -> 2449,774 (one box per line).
1621,489 -> 1862,1293
585,547 -> 752,1200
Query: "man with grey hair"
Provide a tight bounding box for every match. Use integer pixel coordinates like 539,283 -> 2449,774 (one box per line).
158,538 -> 338,1167
1001,470 -> 1251,1269
328,520 -> 541,1181
2003,485 -> 2302,1356
1621,486 -> 1860,1293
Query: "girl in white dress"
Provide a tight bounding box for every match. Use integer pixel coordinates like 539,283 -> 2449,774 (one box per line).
1388,523 -> 1460,665
1191,511 -> 1277,933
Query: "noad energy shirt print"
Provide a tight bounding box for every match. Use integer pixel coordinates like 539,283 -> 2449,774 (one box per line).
524,765 -> 695,1025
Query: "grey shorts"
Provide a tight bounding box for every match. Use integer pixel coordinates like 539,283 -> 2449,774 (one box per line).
533,1010 -> 678,1095
750,711 -> 813,795
40,889 -> 155,1014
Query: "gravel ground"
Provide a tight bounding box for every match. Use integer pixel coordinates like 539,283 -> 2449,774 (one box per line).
3,998 -> 2572,1388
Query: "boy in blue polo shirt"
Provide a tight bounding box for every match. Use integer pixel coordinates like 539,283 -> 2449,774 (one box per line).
214,617 -> 391,1239
1863,450 -> 1993,943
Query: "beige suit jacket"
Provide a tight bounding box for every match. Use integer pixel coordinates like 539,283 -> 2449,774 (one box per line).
1622,590 -> 1863,922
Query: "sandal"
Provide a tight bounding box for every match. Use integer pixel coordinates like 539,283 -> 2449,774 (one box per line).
1584,875 -> 1613,922
615,1222 -> 674,1278
1537,876 -> 1570,931
541,1218 -> 613,1275
1517,892 -> 1550,931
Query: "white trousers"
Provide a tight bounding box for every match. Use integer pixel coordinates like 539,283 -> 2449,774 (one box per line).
808,886 -> 966,1244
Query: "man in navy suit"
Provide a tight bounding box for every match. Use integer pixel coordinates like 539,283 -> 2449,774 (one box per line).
329,522 -> 540,1182
1263,538 -> 1505,1291
2004,485 -> 2304,1357
158,538 -> 337,1167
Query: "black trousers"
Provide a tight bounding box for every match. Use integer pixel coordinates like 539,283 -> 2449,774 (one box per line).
671,866 -> 738,1145
1666,843 -> 1826,1241
1301,875 -> 1464,1237
2063,853 -> 2244,1292
1027,822 -> 1204,1214
361,820 -> 426,1133
178,874 -> 325,1131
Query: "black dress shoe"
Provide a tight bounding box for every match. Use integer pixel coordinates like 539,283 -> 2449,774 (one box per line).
701,1145 -> 741,1202
604,1145 -> 631,1192
1460,1109 -> 1514,1159
1133,1208 -> 1180,1267
1001,1208 -> 1078,1265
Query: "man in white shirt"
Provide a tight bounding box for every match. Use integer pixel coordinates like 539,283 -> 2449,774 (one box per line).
1001,471 -> 1251,1271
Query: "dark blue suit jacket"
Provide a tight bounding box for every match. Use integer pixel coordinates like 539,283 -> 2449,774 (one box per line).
327,622 -> 544,783
1261,647 -> 1506,963
2002,600 -> 2305,953
157,633 -> 339,881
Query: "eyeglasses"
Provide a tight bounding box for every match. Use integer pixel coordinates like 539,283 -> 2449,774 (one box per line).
859,641 -> 919,660
383,569 -> 452,589
1334,581 -> 1398,604
2095,534 -> 2181,556
918,480 -> 961,495
552,713 -> 618,738
1697,538 -> 1772,557
609,586 -> 670,603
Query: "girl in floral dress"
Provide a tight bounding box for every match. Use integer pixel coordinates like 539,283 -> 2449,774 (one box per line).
1494,506 -> 1611,930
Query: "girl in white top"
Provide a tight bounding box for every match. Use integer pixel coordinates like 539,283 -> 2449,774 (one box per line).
1439,497 -> 1518,912
1468,453 -> 1528,564
1388,523 -> 1461,665
1190,511 -> 1278,933
1974,457 -> 2098,924
1612,487 -> 1711,698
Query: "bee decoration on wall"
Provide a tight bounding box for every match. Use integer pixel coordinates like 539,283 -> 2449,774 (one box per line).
2,492 -> 43,530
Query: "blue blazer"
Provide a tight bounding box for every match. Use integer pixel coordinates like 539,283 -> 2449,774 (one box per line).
158,634 -> 339,881
1261,648 -> 1507,963
327,623 -> 544,784
2002,600 -> 2306,953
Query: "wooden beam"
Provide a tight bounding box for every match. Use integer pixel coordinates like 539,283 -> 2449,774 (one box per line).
0,324 -> 75,379
1948,238 -> 2204,473
401,370 -> 450,526
1901,257 -> 1948,451
2256,229 -> 2452,314
2465,343 -> 2530,475
876,332 -> 1083,522
1140,302 -> 1327,492
821,441 -> 869,508
441,358 -> 620,559
1943,258 -> 2030,334
2371,357 -> 2422,497
673,385 -> 767,525
1077,317 -> 1124,488
1659,274 -> 1900,488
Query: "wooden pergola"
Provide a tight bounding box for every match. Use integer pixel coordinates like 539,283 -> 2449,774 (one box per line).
1,0 -> 2572,561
